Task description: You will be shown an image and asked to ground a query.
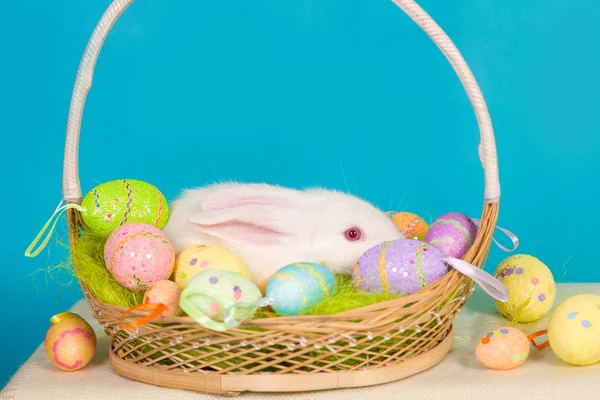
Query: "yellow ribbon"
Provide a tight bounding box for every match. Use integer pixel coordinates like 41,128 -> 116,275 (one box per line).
24,199 -> 85,258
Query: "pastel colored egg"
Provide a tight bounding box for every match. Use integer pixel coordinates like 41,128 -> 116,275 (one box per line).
104,222 -> 175,291
180,269 -> 264,329
548,293 -> 600,366
353,239 -> 447,295
81,179 -> 169,237
493,254 -> 555,323
425,212 -> 477,258
173,244 -> 251,289
266,262 -> 336,316
475,326 -> 529,370
385,211 -> 429,240
45,312 -> 97,371
143,279 -> 182,316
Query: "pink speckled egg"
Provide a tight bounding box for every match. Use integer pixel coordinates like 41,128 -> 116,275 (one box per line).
104,223 -> 175,291
475,327 -> 530,370
143,279 -> 182,316
425,212 -> 478,258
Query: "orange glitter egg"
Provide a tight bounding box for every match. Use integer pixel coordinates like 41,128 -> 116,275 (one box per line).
475,326 -> 529,370
143,279 -> 182,316
385,211 -> 429,240
44,312 -> 97,372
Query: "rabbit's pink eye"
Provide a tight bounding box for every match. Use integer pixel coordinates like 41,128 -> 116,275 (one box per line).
344,227 -> 362,241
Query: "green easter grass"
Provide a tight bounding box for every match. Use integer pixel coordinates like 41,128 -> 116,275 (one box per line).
64,232 -> 455,372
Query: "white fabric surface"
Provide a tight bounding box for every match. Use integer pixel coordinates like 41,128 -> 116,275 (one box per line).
2,283 -> 600,400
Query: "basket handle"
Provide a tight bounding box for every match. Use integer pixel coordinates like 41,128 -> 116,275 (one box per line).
62,0 -> 500,204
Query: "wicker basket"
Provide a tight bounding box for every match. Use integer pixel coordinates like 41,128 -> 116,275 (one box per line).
61,0 -> 501,395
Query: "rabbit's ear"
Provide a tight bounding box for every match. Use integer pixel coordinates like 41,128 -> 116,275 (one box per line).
188,186 -> 304,246
199,184 -> 307,212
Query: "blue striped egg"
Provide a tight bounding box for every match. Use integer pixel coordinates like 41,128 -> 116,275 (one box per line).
266,262 -> 336,316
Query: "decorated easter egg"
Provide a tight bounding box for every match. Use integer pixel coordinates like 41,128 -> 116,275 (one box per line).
353,240 -> 447,295
143,279 -> 182,316
425,212 -> 477,258
180,269 -> 264,331
492,254 -> 555,323
385,211 -> 429,240
80,179 -> 169,237
104,222 -> 175,291
475,326 -> 529,370
45,312 -> 97,371
548,294 -> 600,366
266,262 -> 336,316
173,244 -> 251,289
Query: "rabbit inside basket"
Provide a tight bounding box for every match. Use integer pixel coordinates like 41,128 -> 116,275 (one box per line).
31,179 -> 508,332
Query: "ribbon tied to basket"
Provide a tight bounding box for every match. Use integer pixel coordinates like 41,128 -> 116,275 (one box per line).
471,217 -> 519,253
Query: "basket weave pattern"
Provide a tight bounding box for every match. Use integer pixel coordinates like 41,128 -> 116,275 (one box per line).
62,0 -> 501,395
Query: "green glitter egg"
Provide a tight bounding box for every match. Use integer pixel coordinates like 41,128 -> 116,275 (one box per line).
80,179 -> 169,237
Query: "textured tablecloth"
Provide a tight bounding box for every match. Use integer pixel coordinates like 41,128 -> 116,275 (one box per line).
2,283 -> 600,400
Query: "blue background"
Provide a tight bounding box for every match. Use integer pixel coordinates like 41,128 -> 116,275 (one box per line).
1,0 -> 599,388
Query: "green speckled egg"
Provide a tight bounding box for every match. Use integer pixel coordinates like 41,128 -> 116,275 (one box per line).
80,179 -> 169,237
266,262 -> 336,316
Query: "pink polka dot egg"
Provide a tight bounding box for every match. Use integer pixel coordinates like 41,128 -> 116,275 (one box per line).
104,222 -> 175,291
475,326 -> 530,370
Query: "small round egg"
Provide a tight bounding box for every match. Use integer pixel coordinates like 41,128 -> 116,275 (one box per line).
104,222 -> 175,291
143,279 -> 182,316
548,293 -> 600,366
475,326 -> 529,370
493,254 -> 556,323
386,211 -> 429,240
173,244 -> 251,289
81,179 -> 169,237
353,239 -> 447,295
45,312 -> 97,371
425,212 -> 477,258
266,262 -> 336,316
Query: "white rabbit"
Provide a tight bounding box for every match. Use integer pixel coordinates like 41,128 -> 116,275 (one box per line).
163,182 -> 405,286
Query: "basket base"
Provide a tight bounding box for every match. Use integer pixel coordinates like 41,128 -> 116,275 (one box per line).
109,329 -> 454,396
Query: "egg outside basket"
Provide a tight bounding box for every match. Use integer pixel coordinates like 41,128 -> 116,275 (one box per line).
62,0 -> 501,395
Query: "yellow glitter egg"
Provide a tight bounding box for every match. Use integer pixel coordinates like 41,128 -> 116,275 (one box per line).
385,211 -> 429,240
548,293 -> 600,366
173,244 -> 251,289
44,312 -> 97,371
475,326 -> 530,370
493,254 -> 556,323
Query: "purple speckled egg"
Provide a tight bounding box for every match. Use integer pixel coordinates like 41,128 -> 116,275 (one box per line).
425,212 -> 477,258
353,240 -> 448,295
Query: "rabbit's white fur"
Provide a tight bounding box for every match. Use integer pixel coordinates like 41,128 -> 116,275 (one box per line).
163,182 -> 404,285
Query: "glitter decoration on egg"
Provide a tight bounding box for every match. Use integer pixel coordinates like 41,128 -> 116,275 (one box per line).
179,269 -> 267,332
173,244 -> 251,289
353,240 -> 447,295
425,212 -> 477,258
266,262 -> 337,316
493,254 -> 556,323
143,279 -> 182,316
104,222 -> 175,291
548,293 -> 600,366
475,326 -> 529,370
385,211 -> 429,240
80,179 -> 169,237
44,312 -> 97,372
